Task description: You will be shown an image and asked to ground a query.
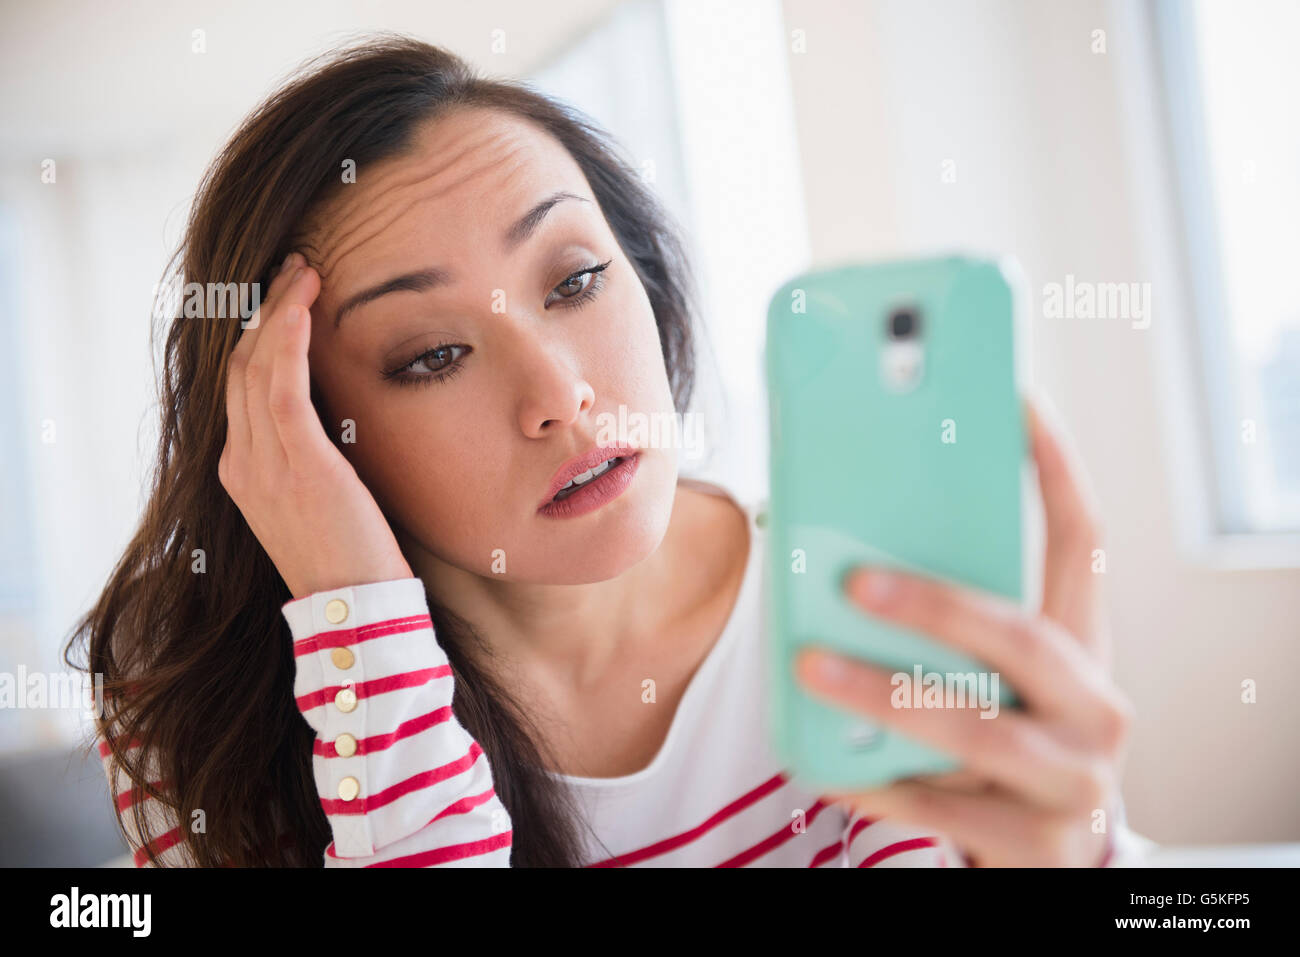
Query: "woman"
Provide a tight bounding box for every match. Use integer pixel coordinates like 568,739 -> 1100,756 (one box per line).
67,35 -> 1149,867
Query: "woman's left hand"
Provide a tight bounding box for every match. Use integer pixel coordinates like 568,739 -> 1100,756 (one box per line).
795,396 -> 1134,866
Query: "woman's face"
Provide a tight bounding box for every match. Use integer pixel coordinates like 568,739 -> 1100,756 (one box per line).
300,107 -> 680,585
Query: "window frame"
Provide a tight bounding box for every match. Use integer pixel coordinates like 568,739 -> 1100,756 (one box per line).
1138,0 -> 1300,568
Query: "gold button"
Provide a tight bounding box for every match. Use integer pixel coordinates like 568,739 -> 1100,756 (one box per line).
337,776 -> 360,801
334,733 -> 357,758
331,647 -> 355,670
334,687 -> 357,713
324,598 -> 349,624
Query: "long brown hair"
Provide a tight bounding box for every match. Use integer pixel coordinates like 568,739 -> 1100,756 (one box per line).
63,33 -> 698,867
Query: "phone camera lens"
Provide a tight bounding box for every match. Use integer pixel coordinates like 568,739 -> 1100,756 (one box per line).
888,308 -> 919,339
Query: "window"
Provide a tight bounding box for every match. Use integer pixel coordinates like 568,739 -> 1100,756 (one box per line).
1153,0 -> 1300,537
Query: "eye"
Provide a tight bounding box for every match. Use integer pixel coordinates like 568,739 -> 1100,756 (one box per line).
546,259 -> 613,309
555,272 -> 594,298
405,344 -> 465,374
382,342 -> 469,388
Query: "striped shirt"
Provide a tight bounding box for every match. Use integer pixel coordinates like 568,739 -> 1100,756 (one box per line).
99,479 -> 1155,867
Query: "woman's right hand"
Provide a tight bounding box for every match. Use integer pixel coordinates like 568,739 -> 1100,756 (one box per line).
219,251 -> 415,601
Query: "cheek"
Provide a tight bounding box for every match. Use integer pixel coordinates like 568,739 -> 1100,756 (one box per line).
311,334 -> 484,517
346,392 -> 507,558
597,283 -> 675,409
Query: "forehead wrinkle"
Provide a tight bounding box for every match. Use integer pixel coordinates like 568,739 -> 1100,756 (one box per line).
320,144 -> 530,290
310,133 -> 489,261
311,115 -> 539,259
313,137 -> 537,291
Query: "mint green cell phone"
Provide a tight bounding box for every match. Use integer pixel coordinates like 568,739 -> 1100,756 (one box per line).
764,255 -> 1029,792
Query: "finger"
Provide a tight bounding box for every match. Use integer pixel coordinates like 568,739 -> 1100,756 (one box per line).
796,649 -> 1110,812
912,769 -> 991,795
234,251 -> 304,354
1026,394 -> 1104,647
842,566 -> 1112,727
821,772 -> 993,821
225,251 -> 304,453
224,343 -> 252,457
244,264 -> 321,454
835,779 -> 1093,867
266,302 -> 335,468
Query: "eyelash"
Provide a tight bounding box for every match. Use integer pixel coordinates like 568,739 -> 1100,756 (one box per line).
382,259 -> 614,389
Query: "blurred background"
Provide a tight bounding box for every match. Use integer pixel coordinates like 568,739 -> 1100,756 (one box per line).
1,0 -> 1296,865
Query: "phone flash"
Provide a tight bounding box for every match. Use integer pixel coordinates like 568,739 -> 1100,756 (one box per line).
881,340 -> 925,392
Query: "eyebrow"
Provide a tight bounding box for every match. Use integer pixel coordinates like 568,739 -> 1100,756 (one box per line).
332,190 -> 590,327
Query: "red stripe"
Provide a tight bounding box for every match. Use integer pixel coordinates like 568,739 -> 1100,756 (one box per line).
296,665 -> 450,711
116,780 -> 167,812
430,787 -> 499,823
314,705 -> 454,757
806,809 -> 880,867
847,814 -> 878,843
133,826 -> 185,867
98,735 -> 143,758
809,835 -> 847,867
857,836 -> 939,868
324,787 -> 503,861
319,741 -> 485,815
716,799 -> 830,867
365,831 -> 512,867
293,614 -> 433,657
586,772 -> 790,867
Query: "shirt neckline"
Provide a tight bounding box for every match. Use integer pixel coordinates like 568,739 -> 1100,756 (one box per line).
547,477 -> 762,790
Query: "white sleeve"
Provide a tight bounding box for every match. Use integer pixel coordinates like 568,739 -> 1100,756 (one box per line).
280,577 -> 513,866
99,576 -> 513,867
98,738 -> 197,867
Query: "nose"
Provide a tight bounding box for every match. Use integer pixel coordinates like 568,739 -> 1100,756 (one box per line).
514,344 -> 597,439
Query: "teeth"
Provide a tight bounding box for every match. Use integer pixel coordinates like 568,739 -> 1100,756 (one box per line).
562,458 -> 614,489
555,457 -> 619,499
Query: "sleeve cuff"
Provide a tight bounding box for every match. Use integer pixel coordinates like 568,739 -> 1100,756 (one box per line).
281,577 -> 429,638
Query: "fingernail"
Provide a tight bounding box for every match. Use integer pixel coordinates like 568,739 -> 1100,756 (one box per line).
290,267 -> 304,283
279,253 -> 294,275
849,569 -> 901,608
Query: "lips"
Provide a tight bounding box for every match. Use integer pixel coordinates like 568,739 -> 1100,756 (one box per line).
540,444 -> 640,508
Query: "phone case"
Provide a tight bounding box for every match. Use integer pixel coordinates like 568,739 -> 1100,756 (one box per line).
764,255 -> 1027,792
